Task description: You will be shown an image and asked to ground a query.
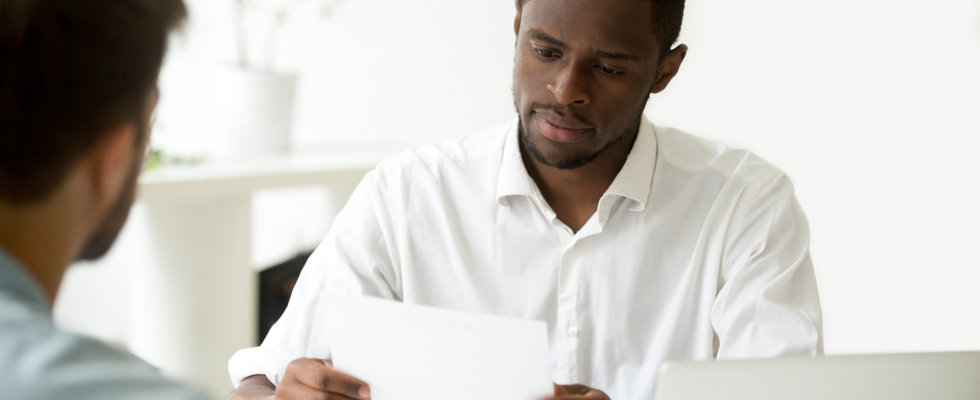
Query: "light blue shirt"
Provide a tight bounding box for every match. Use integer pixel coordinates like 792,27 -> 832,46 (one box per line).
0,246 -> 211,400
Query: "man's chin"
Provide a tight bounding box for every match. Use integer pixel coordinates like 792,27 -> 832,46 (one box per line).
77,162 -> 139,262
77,237 -> 116,261
520,126 -> 600,170
77,209 -> 130,261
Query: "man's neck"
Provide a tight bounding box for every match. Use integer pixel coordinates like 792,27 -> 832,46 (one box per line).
521,131 -> 638,233
0,201 -> 84,304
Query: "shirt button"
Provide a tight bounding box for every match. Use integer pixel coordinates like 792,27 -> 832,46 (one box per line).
568,327 -> 579,337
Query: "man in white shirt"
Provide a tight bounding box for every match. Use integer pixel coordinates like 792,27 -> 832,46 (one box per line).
228,0 -> 822,399
0,1 -> 209,399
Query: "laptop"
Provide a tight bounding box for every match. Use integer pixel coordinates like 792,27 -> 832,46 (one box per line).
654,351 -> 980,400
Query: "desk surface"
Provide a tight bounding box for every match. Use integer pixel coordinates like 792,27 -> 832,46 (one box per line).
138,149 -> 396,202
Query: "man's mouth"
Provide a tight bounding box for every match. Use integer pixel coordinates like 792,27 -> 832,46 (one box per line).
533,112 -> 594,144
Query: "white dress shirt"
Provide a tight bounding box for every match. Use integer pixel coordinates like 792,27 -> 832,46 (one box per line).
229,117 -> 823,400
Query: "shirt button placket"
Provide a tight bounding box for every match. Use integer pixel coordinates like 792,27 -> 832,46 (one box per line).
556,240 -> 580,383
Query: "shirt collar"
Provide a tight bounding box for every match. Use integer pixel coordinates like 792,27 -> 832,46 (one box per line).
604,116 -> 658,211
496,116 -> 658,212
496,119 -> 538,206
0,245 -> 52,313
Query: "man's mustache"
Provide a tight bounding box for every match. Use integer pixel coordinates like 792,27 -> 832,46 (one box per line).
528,102 -> 595,128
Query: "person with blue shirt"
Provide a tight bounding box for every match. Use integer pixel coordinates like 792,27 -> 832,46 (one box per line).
0,0 -> 210,398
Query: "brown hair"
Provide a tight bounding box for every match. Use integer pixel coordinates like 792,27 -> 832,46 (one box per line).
0,0 -> 187,204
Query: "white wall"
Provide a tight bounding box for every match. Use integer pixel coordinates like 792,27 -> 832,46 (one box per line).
648,0 -> 980,354
56,0 -> 980,380
153,0 -> 518,153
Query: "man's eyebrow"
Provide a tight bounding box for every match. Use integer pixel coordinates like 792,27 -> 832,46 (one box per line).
526,28 -> 566,47
595,50 -> 641,62
526,28 -> 641,62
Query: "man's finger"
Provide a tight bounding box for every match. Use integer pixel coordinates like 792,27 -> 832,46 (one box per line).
303,364 -> 371,399
560,384 -> 591,395
543,384 -> 610,400
549,394 -> 607,400
293,359 -> 371,399
283,383 -> 362,400
319,366 -> 371,399
554,383 -> 566,396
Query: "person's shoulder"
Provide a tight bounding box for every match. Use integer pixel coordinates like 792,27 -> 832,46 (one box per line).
655,125 -> 784,189
0,289 -> 48,325
0,304 -> 209,400
371,120 -> 512,179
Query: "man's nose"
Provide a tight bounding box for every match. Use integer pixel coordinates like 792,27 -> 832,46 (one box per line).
547,61 -> 592,107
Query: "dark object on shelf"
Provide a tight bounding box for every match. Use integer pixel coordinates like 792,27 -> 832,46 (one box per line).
258,250 -> 313,344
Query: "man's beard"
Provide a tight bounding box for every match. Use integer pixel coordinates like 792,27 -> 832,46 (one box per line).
77,149 -> 141,261
517,111 -> 642,171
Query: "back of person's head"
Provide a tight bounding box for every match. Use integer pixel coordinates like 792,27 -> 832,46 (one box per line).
0,0 -> 187,205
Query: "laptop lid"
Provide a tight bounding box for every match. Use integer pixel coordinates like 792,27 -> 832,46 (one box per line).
655,351 -> 980,400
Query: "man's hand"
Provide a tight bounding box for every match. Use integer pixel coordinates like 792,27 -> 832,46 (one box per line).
542,383 -> 610,400
226,358 -> 371,400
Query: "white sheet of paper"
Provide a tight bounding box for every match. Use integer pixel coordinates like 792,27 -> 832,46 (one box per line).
322,294 -> 552,400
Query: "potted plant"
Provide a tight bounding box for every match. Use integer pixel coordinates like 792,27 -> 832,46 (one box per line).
212,0 -> 345,158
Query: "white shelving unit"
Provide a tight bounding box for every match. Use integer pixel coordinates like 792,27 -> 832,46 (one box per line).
129,149 -> 393,397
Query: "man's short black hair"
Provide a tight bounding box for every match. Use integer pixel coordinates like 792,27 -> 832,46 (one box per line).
0,0 -> 187,204
520,0 -> 685,59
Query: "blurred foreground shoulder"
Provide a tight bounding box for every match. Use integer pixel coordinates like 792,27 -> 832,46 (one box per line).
0,296 -> 210,400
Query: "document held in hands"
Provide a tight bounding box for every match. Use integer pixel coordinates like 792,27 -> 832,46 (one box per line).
322,294 -> 553,400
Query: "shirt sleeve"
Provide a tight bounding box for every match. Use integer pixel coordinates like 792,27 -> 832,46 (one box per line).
711,172 -> 823,358
2,320 -> 210,400
229,169 -> 402,388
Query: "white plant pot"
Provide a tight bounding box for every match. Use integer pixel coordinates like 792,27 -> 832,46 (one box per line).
211,66 -> 297,159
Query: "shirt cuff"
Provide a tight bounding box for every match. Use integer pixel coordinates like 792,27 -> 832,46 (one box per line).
228,346 -> 299,388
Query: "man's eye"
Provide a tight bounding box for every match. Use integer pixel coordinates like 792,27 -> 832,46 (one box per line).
534,48 -> 556,58
596,65 -> 622,75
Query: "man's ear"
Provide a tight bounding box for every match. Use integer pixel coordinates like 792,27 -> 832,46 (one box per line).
85,124 -> 137,206
514,0 -> 523,36
651,44 -> 689,94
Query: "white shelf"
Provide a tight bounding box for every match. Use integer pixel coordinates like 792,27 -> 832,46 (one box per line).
126,148 -> 396,396
138,150 -> 395,202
